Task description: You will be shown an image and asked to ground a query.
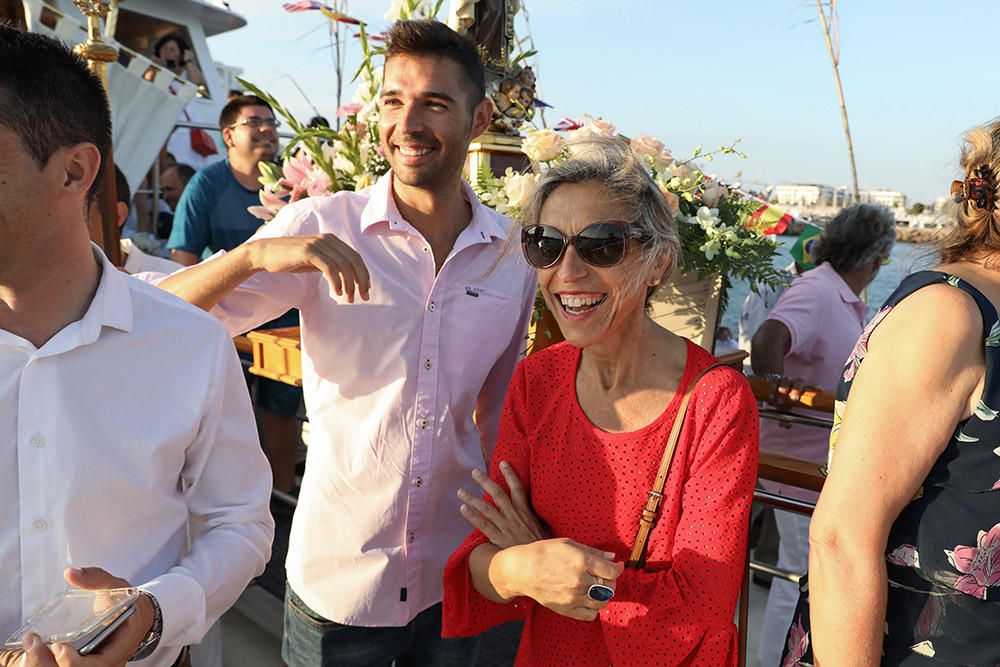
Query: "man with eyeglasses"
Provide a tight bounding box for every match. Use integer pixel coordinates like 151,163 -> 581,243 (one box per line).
167,94 -> 303,495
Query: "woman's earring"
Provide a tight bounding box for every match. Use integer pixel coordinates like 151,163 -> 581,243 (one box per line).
648,277 -> 661,287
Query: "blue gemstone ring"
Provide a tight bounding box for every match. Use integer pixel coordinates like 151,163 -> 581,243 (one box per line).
587,583 -> 615,602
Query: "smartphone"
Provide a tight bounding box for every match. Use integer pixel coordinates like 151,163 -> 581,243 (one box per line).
77,604 -> 135,655
5,588 -> 139,654
165,58 -> 177,68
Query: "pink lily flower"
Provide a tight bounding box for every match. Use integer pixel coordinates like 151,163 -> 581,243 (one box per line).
336,102 -> 363,117
945,522 -> 1000,599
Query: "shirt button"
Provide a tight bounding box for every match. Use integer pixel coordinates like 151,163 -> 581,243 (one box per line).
414,477 -> 423,487
408,532 -> 415,543
33,520 -> 47,532
30,435 -> 45,448
422,247 -> 430,253
424,360 -> 433,370
428,302 -> 436,312
418,419 -> 428,429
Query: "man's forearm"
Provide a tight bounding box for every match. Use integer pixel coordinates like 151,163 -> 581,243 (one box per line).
158,243 -> 258,311
750,319 -> 790,376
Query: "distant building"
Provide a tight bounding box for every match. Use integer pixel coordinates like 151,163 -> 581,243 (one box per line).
772,183 -> 835,207
860,188 -> 907,209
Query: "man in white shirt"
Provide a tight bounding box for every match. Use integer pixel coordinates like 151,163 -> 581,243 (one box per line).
159,19 -> 536,667
0,26 -> 274,667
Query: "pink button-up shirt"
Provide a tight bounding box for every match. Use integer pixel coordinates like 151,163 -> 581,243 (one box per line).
760,261 -> 868,499
206,173 -> 536,626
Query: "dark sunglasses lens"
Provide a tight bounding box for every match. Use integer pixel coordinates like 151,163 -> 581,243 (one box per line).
521,226 -> 565,268
576,223 -> 628,266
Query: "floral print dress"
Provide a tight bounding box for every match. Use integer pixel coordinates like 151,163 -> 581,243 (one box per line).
782,271 -> 1000,666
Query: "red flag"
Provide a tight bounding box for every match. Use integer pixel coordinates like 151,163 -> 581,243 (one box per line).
747,203 -> 792,235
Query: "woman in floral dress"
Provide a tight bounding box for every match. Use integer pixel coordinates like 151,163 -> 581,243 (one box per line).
783,120 -> 1000,665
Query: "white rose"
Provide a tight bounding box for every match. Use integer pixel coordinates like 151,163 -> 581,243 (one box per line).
503,171 -> 538,210
701,183 -> 728,208
569,118 -> 617,139
630,134 -> 664,161
522,128 -> 564,162
659,187 -> 680,219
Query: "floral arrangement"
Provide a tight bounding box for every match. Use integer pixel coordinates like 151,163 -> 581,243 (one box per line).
475,120 -> 786,304
245,5 -> 785,315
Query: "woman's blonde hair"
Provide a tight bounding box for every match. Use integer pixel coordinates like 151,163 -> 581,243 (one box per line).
939,119 -> 1000,263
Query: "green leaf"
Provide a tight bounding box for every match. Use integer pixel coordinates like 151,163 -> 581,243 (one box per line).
510,48 -> 537,68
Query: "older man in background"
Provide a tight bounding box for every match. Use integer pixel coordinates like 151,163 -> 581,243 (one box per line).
752,204 -> 896,667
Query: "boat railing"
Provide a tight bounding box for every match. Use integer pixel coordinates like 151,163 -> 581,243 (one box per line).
735,356 -> 833,667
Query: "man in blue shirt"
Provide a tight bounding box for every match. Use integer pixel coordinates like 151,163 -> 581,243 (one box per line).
168,95 -> 301,492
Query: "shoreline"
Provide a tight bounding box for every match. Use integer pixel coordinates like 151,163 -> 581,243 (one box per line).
782,221 -> 946,245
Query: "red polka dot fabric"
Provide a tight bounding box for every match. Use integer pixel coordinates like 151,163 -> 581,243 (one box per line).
442,339 -> 759,666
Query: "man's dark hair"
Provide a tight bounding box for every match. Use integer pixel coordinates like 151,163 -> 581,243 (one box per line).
114,166 -> 130,206
166,162 -> 196,187
0,25 -> 111,201
153,32 -> 189,58
219,94 -> 273,130
308,115 -> 330,128
384,20 -> 485,107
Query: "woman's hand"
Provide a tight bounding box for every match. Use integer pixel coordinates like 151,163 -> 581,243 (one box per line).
458,462 -> 548,549
492,538 -> 624,621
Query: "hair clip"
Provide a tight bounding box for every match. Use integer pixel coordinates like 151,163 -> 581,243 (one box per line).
951,166 -> 997,210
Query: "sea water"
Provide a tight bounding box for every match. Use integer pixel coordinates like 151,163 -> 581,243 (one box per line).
719,239 -> 937,333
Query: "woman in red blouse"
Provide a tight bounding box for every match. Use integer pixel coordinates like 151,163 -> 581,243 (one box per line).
442,138 -> 759,666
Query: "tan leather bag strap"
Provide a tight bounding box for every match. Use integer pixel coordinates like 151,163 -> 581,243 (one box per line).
626,362 -> 729,569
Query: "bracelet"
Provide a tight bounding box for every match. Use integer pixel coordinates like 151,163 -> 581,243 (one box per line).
129,592 -> 162,662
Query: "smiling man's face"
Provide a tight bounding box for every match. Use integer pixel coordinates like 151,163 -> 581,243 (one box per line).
378,54 -> 485,194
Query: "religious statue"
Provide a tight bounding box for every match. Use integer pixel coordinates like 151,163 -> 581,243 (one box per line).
448,0 -> 537,135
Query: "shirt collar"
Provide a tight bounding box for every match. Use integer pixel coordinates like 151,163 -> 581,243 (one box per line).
359,170 -> 509,242
0,245 -> 132,355
815,261 -> 862,304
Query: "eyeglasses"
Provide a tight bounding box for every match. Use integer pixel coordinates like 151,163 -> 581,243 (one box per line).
520,221 -> 649,269
229,117 -> 281,130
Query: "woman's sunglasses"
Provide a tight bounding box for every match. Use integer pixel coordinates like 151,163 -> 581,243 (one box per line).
520,221 -> 649,269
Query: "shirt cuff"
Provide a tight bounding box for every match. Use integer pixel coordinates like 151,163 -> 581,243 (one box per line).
139,572 -> 206,648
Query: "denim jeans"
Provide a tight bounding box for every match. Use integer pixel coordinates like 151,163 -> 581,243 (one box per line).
282,585 -> 480,667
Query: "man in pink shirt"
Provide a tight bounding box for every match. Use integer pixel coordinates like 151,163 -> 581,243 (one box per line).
750,203 -> 896,667
159,20 -> 535,666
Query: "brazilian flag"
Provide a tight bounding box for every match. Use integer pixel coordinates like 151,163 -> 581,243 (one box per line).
790,223 -> 823,271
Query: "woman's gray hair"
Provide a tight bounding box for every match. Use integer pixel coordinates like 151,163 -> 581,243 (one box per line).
517,137 -> 681,297
812,203 -> 896,272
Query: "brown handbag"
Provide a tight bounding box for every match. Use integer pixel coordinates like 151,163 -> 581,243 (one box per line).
625,362 -> 729,569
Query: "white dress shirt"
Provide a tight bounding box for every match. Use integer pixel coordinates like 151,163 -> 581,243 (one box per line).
0,247 -> 274,665
194,173 -> 536,626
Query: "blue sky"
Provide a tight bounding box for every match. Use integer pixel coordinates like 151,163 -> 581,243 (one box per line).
209,1 -> 1000,204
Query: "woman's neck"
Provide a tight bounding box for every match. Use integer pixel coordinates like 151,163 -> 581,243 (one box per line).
579,317 -> 682,394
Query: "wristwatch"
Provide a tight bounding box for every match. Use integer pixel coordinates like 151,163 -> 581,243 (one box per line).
129,591 -> 162,662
